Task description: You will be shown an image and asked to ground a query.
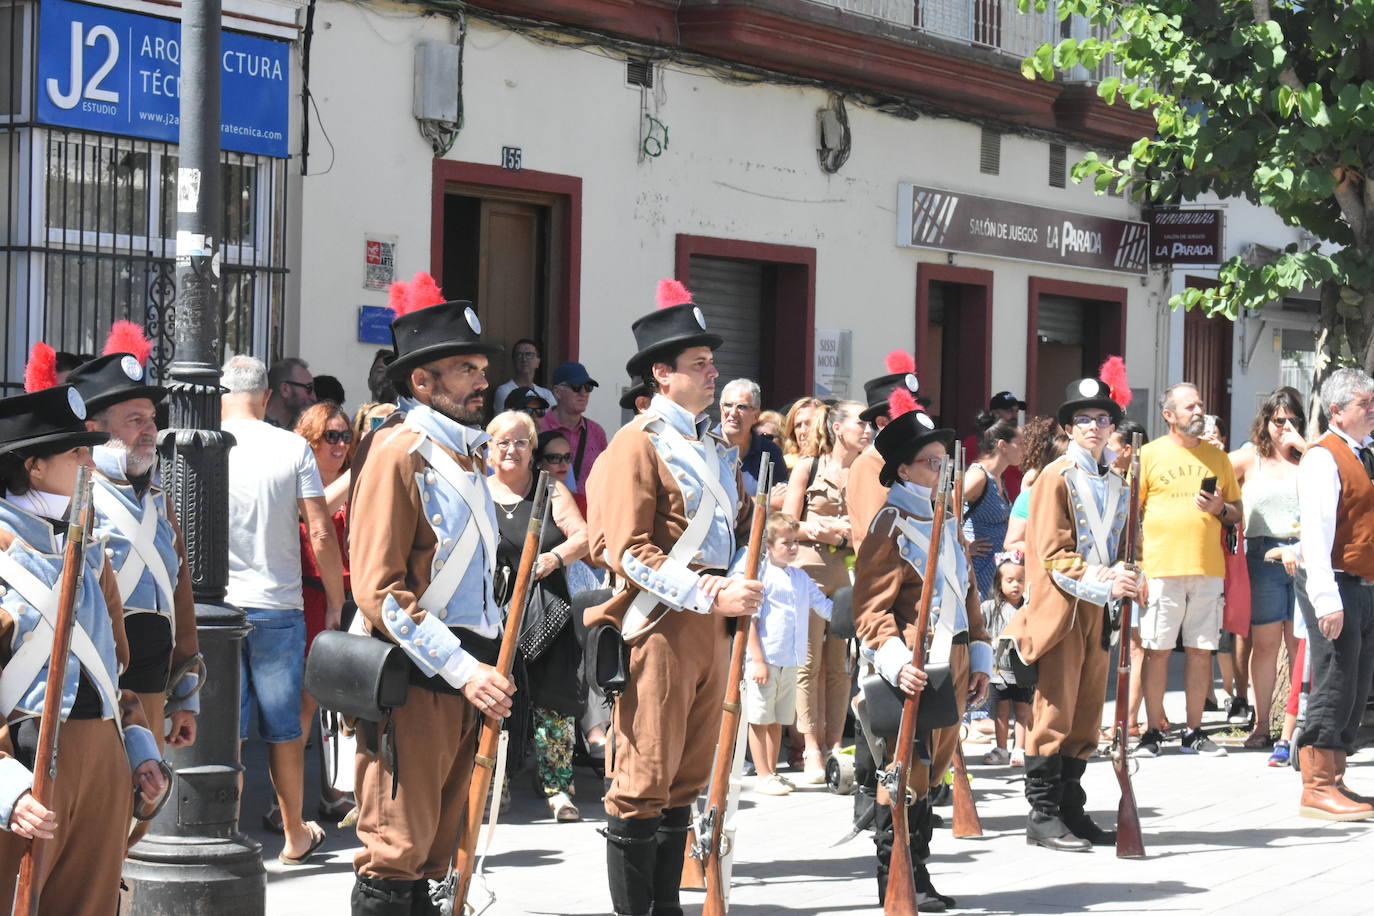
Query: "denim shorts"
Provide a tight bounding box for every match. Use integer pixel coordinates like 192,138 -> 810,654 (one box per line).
1247,536 -> 1299,627
240,607 -> 306,743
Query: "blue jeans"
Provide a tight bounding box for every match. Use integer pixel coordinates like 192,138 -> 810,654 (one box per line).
1246,536 -> 1299,627
239,606 -> 306,743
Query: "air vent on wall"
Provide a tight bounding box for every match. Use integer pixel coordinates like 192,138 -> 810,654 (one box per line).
626,58 -> 654,89
1049,142 -> 1067,188
979,128 -> 1001,175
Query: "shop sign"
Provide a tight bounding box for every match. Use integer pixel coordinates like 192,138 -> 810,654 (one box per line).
37,0 -> 290,158
896,184 -> 1149,275
1147,209 -> 1224,264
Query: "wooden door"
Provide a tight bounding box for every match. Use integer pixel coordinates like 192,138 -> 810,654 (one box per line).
477,199 -> 542,394
1183,306 -> 1234,425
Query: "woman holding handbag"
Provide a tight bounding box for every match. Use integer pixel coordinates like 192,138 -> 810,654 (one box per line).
486,410 -> 589,821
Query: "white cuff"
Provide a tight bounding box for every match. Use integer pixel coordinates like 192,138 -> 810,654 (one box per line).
622,551 -> 701,612
875,637 -> 911,687
440,648 -> 479,689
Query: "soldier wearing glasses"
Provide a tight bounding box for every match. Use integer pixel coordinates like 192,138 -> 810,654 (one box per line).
1005,378 -> 1138,852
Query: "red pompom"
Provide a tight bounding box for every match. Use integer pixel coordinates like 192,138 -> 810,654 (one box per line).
103,320 -> 153,366
888,386 -> 918,419
884,349 -> 915,376
1099,355 -> 1132,408
387,272 -> 446,317
656,279 -> 692,310
24,342 -> 57,393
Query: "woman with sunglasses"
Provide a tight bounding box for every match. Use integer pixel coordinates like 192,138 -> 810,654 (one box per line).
291,401 -> 355,827
1228,386 -> 1307,752
536,429 -> 584,517
487,411 -> 589,822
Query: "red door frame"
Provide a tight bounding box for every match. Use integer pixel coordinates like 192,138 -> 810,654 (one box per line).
1024,276 -> 1127,415
675,234 -> 817,405
430,160 -> 583,361
914,262 -> 994,437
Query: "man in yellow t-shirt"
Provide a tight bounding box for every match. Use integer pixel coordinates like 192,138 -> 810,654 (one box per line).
1133,382 -> 1242,760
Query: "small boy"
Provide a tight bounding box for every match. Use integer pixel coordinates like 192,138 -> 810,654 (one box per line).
744,513 -> 833,795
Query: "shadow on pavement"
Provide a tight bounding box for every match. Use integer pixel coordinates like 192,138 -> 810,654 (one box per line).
972,879 -> 1205,913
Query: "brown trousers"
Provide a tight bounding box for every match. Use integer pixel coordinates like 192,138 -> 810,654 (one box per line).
796,618 -> 850,740
126,692 -> 167,848
353,688 -> 479,881
605,608 -> 728,820
0,718 -> 133,916
1027,601 -> 1109,759
882,643 -> 970,796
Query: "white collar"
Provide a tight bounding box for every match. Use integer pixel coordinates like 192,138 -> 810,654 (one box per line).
5,488 -> 70,522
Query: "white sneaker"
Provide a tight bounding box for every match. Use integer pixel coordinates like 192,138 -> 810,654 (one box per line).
755,773 -> 792,796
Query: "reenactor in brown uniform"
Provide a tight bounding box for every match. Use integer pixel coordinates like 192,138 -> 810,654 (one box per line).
347,285 -> 516,915
1004,378 -> 1138,851
584,281 -> 760,916
852,401 -> 992,911
849,353 -> 920,552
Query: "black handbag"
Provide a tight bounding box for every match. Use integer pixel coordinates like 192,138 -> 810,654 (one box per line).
305,630 -> 410,722
519,581 -> 574,662
829,585 -> 855,641
859,662 -> 958,741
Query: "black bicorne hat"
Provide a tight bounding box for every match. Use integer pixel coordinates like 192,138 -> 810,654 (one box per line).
1057,378 -> 1124,427
65,353 -> 167,414
387,301 -> 504,383
626,304 -> 724,378
619,381 -> 650,412
0,386 -> 109,457
874,409 -> 956,488
859,372 -> 920,424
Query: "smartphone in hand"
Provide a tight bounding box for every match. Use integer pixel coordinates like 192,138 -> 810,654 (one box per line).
1200,476 -> 1218,494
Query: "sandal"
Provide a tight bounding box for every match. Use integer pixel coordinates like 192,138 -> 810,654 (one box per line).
1243,732 -> 1274,750
547,791 -> 580,822
278,821 -> 326,866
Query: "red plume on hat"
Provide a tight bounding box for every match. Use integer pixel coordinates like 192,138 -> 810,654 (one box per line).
885,349 -> 915,375
24,342 -> 57,393
656,279 -> 692,310
386,272 -> 446,318
1099,355 -> 1131,408
103,320 -> 153,367
885,350 -> 920,418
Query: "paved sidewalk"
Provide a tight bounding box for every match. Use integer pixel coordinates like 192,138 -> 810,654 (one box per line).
253,657 -> 1374,915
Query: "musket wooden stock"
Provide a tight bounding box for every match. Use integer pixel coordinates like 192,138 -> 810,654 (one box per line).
1113,434 -> 1145,859
698,457 -> 771,916
452,471 -> 552,909
947,444 -> 983,840
14,465 -> 93,916
884,458 -> 951,916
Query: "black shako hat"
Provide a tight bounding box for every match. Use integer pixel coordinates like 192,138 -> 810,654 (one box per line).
619,381 -> 649,412
0,386 -> 109,457
859,372 -> 919,425
387,301 -> 504,383
66,353 -> 167,414
1057,378 -> 1124,427
874,409 -> 956,488
626,304 -> 723,378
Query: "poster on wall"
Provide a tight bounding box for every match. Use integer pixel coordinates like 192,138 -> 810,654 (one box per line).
36,0 -> 290,158
364,235 -> 397,291
814,328 -> 851,399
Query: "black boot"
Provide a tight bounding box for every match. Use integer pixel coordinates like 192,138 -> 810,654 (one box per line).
874,799 -> 946,912
604,815 -> 661,916
410,879 -> 439,916
652,806 -> 692,916
911,800 -> 956,910
351,875 -> 414,916
1024,755 -> 1091,852
1060,755 -> 1116,846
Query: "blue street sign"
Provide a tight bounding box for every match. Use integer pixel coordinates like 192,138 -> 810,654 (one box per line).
36,0 -> 290,158
358,306 -> 395,346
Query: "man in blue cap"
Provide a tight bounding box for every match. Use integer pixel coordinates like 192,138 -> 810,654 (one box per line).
541,360 -> 608,493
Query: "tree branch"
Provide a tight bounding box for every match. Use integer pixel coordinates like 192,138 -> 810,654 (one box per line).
1334,168 -> 1368,243
1252,0 -> 1304,90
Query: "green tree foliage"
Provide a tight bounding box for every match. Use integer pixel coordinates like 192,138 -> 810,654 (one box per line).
1019,0 -> 1374,378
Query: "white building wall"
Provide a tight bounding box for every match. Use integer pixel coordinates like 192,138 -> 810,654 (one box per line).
297,2 -> 1161,432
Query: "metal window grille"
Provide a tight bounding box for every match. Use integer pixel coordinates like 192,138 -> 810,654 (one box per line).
1048,142 -> 1067,188
625,58 -> 654,89
979,128 -> 1001,175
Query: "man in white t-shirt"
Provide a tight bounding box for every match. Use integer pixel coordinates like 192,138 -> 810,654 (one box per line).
222,354 -> 344,866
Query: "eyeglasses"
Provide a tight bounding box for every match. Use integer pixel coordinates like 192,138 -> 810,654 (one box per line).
282,380 -> 315,395
1072,415 -> 1115,428
495,438 -> 531,452
912,457 -> 943,470
721,402 -> 757,414
522,406 -> 547,417
1270,416 -> 1298,428
562,384 -> 594,394
540,452 -> 573,464
321,429 -> 353,445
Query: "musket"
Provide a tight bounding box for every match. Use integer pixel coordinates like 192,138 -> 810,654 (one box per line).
883,456 -> 952,916
448,471 -> 553,912
693,455 -> 771,916
14,464 -> 94,915
946,443 -> 983,840
1113,433 -> 1145,859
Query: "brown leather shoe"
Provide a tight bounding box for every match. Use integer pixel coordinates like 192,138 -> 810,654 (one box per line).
1333,750 -> 1374,805
1300,747 -> 1374,821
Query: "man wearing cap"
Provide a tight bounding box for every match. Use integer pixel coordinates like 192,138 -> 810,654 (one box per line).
1004,378 -> 1138,852
503,386 -> 552,420
66,329 -> 201,768
851,398 -> 991,911
347,278 -> 516,914
584,279 -> 761,916
542,361 -> 608,493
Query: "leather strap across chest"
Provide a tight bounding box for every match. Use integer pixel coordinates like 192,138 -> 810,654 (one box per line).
1068,467 -> 1122,568
412,436 -> 497,623
891,514 -> 963,663
93,482 -> 177,628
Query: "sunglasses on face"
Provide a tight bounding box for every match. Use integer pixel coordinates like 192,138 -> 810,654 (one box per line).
283,380 -> 315,395
322,429 -> 353,445
541,452 -> 573,464
1072,415 -> 1114,428
1270,416 -> 1297,428
562,384 -> 594,394
758,432 -> 777,441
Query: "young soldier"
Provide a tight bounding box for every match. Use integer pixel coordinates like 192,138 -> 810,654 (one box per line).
852,396 -> 992,911
848,354 -> 919,552
347,279 -> 516,915
67,327 -> 201,768
584,280 -> 760,916
1004,378 -> 1138,851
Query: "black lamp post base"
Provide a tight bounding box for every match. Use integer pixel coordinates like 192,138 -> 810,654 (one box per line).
123,834 -> 265,915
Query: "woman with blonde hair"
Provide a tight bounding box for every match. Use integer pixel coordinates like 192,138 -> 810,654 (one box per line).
781,397 -> 826,470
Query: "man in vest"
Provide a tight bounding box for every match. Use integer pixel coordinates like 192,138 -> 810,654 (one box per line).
584,279 -> 761,916
1295,367 -> 1374,820
1004,378 -> 1137,851
67,326 -> 201,762
348,276 -> 516,914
